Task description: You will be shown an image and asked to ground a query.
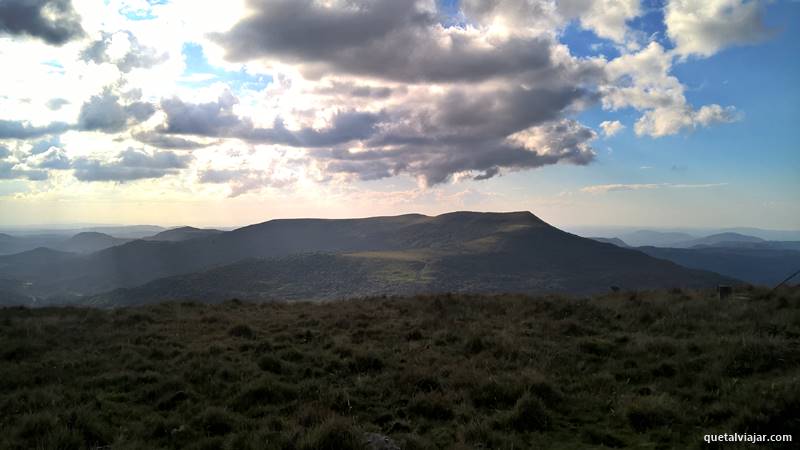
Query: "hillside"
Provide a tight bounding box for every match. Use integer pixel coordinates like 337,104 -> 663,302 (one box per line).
146,226 -> 224,242
639,246 -> 800,286
0,212 -> 735,305
672,232 -> 765,249
54,232 -> 131,253
1,287 -> 797,449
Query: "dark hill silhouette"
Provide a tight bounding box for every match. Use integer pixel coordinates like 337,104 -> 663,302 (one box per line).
145,226 -> 223,242
0,211 -> 736,304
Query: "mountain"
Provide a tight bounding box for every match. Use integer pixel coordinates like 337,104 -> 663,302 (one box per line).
638,246 -> 800,286
672,232 -> 765,249
53,232 -> 131,253
620,230 -> 697,247
0,234 -> 68,256
10,210 -> 729,307
0,211 -> 737,305
145,226 -> 223,242
590,237 -> 630,247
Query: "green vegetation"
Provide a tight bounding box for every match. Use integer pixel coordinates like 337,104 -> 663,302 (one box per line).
1,287 -> 798,449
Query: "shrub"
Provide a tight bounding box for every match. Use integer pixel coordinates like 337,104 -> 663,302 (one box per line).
348,352 -> 384,374
298,416 -> 361,450
232,377 -> 297,412
408,392 -> 454,421
258,355 -> 284,374
228,324 -> 255,339
195,407 -> 238,436
625,395 -> 679,432
507,392 -> 551,432
470,380 -> 522,410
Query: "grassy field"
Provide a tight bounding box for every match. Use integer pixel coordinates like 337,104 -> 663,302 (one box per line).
1,287 -> 798,449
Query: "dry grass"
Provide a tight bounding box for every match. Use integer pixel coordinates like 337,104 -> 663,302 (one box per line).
0,286 -> 798,449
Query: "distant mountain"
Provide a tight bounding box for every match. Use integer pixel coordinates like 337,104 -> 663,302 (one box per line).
638,246 -> 800,286
590,237 -> 630,248
0,211 -> 727,306
620,230 -> 697,247
672,232 -> 765,249
145,226 -> 223,242
0,234 -> 68,256
53,232 -> 131,253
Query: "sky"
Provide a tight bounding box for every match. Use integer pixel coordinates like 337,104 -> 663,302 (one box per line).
0,0 -> 797,229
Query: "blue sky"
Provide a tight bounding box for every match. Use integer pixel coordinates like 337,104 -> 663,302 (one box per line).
0,0 -> 797,228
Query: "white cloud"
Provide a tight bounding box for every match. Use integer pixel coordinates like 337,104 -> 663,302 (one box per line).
599,120 -> 625,137
602,42 -> 741,137
666,0 -> 772,58
581,182 -> 728,194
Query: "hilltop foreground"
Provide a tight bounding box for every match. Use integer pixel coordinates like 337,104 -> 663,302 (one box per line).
2,287 -> 798,449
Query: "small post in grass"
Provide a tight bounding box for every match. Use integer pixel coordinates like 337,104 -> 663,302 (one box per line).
717,285 -> 732,301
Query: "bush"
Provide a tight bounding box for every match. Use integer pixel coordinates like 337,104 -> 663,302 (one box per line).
258,355 -> 284,374
228,324 -> 255,339
507,392 -> 551,432
195,407 -> 238,436
232,377 -> 297,412
408,392 -> 454,421
298,416 -> 362,450
625,395 -> 679,432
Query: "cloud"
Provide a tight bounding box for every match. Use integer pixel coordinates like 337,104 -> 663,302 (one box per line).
78,90 -> 156,133
0,120 -> 70,139
158,92 -> 384,147
318,118 -> 597,186
133,131 -> 213,150
0,0 -> 84,45
462,0 -> 641,44
198,167 -> 295,197
72,148 -> 193,182
0,146 -> 10,159
634,103 -> 739,137
0,161 -> 48,180
30,136 -> 61,155
81,31 -> 168,73
31,147 -> 70,169
666,0 -> 773,58
581,182 -> 727,193
213,0 -> 557,83
599,120 -> 625,137
46,98 -> 70,110
602,42 -> 740,137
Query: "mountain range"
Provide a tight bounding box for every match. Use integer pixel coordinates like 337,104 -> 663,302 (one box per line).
0,211 -> 735,307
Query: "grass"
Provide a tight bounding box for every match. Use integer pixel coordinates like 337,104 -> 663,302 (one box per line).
0,286 -> 798,449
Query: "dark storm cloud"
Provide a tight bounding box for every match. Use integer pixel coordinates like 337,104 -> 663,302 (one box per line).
81,31 -> 168,73
213,0 -> 553,83
78,90 -> 156,133
0,0 -> 84,45
72,148 -> 192,182
133,131 -> 213,150
0,119 -> 70,139
0,161 -> 48,180
158,93 -> 384,147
